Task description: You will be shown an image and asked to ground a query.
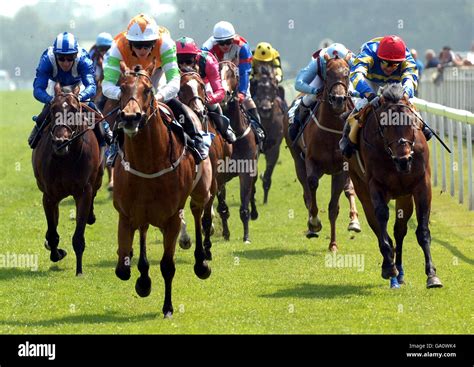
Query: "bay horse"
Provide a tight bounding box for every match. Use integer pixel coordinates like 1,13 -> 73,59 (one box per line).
252,64 -> 285,204
217,60 -> 259,244
284,54 -> 361,252
177,68 -> 233,260
347,83 -> 442,288
32,83 -> 103,275
113,62 -> 213,317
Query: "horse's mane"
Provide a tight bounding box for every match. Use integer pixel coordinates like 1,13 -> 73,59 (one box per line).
61,85 -> 76,94
382,84 -> 404,103
181,65 -> 197,74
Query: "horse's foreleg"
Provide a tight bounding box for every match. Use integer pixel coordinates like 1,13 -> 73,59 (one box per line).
217,184 -> 230,240
107,167 -> 114,192
393,195 -> 414,287
178,210 -> 192,250
73,186 -> 93,276
328,173 -> 345,252
413,182 -> 442,288
161,213 -> 180,318
250,173 -> 259,220
239,173 -> 253,244
344,174 -> 361,233
305,160 -> 322,238
203,176 -> 217,260
135,224 -> 151,297
191,198 -> 212,280
115,213 -> 135,281
369,183 -> 397,280
262,142 -> 280,204
42,194 -> 66,262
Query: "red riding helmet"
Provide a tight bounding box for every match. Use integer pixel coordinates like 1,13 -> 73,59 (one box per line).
176,36 -> 200,55
377,35 -> 407,62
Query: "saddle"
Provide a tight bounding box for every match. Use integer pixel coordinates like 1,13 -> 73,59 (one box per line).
157,101 -> 188,147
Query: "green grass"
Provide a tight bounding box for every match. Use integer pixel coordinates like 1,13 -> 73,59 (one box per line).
0,91 -> 473,334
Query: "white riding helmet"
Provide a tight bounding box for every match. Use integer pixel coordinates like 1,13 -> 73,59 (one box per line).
126,14 -> 159,42
324,43 -> 351,60
213,21 -> 236,41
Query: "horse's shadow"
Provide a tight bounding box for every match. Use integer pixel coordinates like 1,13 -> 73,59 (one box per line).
233,247 -> 308,260
0,268 -> 51,281
0,310 -> 158,329
260,283 -> 375,299
90,257 -> 192,269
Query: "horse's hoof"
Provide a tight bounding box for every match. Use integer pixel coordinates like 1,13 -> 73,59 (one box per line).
87,213 -> 96,225
179,235 -> 192,250
76,271 -> 84,277
115,266 -> 131,281
135,276 -> 152,297
397,275 -> 405,284
163,311 -> 173,319
243,238 -> 251,244
306,231 -> 319,239
328,243 -> 338,252
50,249 -> 67,262
250,211 -> 259,220
347,220 -> 361,233
308,219 -> 322,233
223,232 -> 230,241
427,276 -> 443,288
381,265 -> 398,280
107,183 -> 113,192
194,262 -> 211,280
44,240 -> 51,251
390,277 -> 400,289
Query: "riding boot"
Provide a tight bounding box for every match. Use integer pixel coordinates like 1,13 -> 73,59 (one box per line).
209,111 -> 236,143
106,129 -> 122,167
28,103 -> 50,149
167,98 -> 209,163
339,113 -> 359,159
247,107 -> 266,144
288,103 -> 310,142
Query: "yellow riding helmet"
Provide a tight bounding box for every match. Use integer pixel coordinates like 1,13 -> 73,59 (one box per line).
254,42 -> 274,62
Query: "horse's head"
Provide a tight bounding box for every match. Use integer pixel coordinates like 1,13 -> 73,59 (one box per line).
50,82 -> 83,156
324,54 -> 351,114
179,68 -> 207,120
254,65 -> 278,119
219,61 -> 239,107
373,84 -> 421,174
118,62 -> 156,137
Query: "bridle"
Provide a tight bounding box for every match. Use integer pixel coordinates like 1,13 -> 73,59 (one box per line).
322,59 -> 351,108
118,70 -> 157,129
370,102 -> 421,160
179,71 -> 208,107
50,92 -> 84,141
219,61 -> 239,107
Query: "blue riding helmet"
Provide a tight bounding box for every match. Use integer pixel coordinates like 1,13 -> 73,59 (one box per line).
53,32 -> 79,55
96,32 -> 113,48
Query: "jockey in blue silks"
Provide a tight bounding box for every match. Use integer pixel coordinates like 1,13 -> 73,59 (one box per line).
28,32 -> 113,149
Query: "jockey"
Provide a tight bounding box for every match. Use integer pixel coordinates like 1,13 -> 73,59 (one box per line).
89,32 -> 113,80
202,21 -> 265,143
175,36 -> 236,143
288,43 -> 353,141
102,14 -> 210,166
250,42 -> 287,110
339,35 -> 433,158
29,32 -> 113,149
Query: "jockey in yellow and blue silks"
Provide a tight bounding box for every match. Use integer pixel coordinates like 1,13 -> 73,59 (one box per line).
339,35 -> 432,158
28,32 -> 113,149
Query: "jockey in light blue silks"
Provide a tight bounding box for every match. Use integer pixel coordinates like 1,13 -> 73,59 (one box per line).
28,32 -> 113,149
288,43 -> 354,141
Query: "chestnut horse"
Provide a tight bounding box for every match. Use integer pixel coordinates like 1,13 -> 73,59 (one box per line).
217,60 -> 259,244
252,64 -> 285,204
284,55 -> 360,252
113,63 -> 212,317
347,84 -> 442,288
32,83 -> 103,275
177,69 -> 233,259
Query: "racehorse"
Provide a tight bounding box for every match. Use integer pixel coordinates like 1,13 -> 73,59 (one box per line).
32,82 -> 103,275
252,64 -> 285,204
113,62 -> 213,317
284,54 -> 361,252
347,83 -> 442,288
217,60 -> 259,244
177,68 -> 233,260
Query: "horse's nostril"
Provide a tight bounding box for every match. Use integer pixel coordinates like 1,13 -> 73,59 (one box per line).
136,112 -> 142,120
120,111 -> 125,119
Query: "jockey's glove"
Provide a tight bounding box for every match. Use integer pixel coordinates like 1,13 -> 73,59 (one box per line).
369,96 -> 381,109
